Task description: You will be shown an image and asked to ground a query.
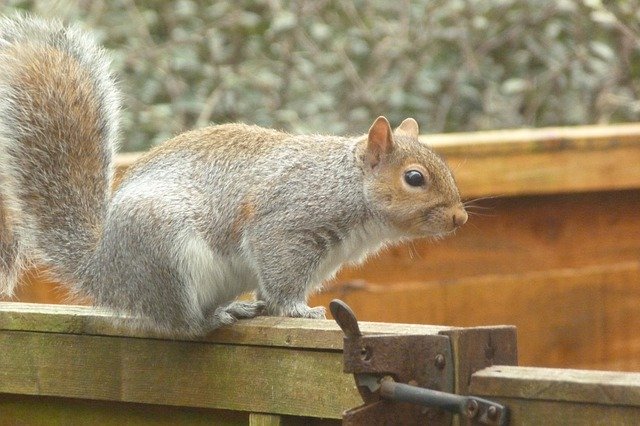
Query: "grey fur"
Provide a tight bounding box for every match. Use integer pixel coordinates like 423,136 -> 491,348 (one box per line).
0,14 -> 119,296
0,16 -> 465,336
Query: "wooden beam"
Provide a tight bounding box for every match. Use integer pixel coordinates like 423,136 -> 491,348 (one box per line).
0,302 -> 450,349
469,365 -> 640,424
0,302 -> 469,420
0,329 -> 359,419
472,365 -> 640,405
423,123 -> 640,197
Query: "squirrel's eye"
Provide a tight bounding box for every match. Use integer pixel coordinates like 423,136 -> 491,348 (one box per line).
404,170 -> 425,187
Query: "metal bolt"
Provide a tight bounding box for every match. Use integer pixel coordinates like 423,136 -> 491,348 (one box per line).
360,346 -> 372,362
434,354 -> 446,369
465,399 -> 479,418
487,405 -> 499,421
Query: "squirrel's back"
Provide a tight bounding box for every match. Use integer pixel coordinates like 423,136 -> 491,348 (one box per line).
0,15 -> 119,295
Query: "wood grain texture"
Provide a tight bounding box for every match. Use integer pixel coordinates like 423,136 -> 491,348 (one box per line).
328,190 -> 640,285
314,262 -> 640,371
0,394 -> 247,426
0,330 -> 360,419
0,302 -> 452,350
469,365 -> 640,424
470,365 -> 640,405
470,398 -> 640,425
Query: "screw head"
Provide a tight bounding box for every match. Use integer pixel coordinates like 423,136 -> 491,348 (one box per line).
465,399 -> 479,418
360,346 -> 372,362
487,405 -> 499,420
435,354 -> 446,369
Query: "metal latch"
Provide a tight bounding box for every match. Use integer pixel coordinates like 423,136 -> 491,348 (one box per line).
330,299 -> 508,425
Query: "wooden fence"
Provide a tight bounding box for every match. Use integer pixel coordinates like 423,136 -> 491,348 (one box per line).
5,123 -> 640,371
2,302 -> 640,424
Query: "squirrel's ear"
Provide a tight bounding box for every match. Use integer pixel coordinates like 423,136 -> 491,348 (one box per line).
395,118 -> 419,138
366,116 -> 394,168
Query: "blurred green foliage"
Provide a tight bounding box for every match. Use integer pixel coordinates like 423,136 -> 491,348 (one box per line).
3,0 -> 640,150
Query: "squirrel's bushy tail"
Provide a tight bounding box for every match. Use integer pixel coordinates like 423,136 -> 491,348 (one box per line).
0,15 -> 119,296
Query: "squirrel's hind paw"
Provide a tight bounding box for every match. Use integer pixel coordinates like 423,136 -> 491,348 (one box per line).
224,300 -> 267,319
205,300 -> 266,330
283,304 -> 327,320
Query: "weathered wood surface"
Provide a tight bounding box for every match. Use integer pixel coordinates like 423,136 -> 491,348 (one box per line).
0,302 -> 450,349
330,190 -> 640,284
249,413 -> 282,426
0,303 -> 520,422
0,302 -> 468,420
472,365 -> 640,405
424,123 -> 640,197
439,327 -> 518,396
469,366 -> 640,425
1,330 -> 354,419
0,394 -> 248,426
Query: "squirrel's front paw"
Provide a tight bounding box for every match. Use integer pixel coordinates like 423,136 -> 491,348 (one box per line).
283,304 -> 326,319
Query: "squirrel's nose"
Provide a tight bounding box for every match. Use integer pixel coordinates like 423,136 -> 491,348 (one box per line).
453,208 -> 468,228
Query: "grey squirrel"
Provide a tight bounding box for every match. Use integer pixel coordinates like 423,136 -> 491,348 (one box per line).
0,15 -> 467,335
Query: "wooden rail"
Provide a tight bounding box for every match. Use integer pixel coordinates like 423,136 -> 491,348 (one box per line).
0,302 -> 516,424
471,366 -> 640,423
3,303 -> 640,424
422,123 -> 640,197
6,123 -> 640,372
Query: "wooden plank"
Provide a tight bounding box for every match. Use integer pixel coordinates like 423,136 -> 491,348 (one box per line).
330,190 -> 640,285
0,302 -> 452,350
0,330 -> 360,419
313,262 -> 640,371
469,365 -> 640,424
423,123 -> 640,197
471,398 -> 640,425
471,365 -> 640,406
422,123 -> 640,154
0,393 -> 247,425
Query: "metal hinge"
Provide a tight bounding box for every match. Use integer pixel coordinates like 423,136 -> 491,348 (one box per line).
330,299 -> 509,425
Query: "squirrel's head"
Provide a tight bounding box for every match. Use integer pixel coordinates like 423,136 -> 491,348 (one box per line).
360,116 -> 467,238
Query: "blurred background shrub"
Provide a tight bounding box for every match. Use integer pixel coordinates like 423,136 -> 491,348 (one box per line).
3,0 -> 640,150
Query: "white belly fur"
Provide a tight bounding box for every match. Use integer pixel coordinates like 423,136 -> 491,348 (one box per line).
177,232 -> 258,315
309,221 -> 399,294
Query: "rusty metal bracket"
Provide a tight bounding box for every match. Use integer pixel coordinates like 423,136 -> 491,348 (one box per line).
331,299 -> 509,425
